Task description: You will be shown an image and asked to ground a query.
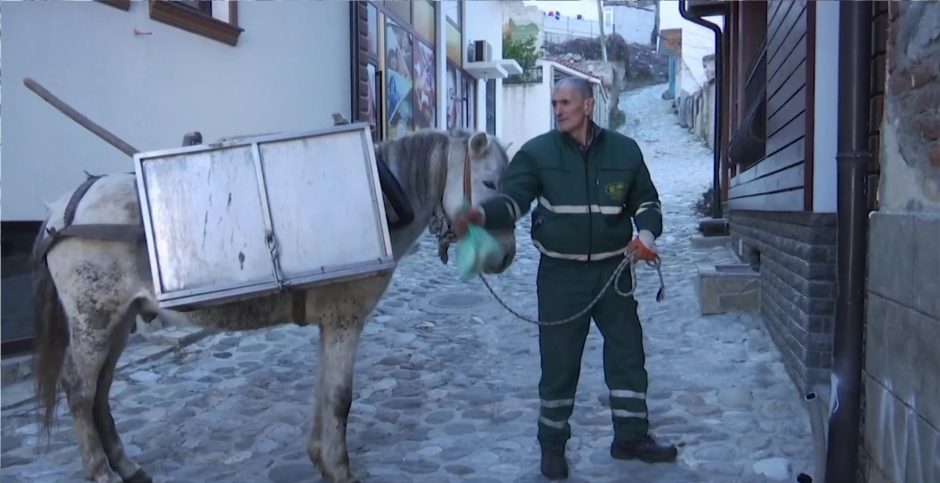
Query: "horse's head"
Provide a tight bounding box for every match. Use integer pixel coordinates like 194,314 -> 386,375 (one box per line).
440,131 -> 517,274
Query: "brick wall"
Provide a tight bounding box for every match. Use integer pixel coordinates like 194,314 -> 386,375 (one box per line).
728,210 -> 837,392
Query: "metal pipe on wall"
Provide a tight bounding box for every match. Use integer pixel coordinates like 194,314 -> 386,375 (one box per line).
679,1 -> 725,219
825,2 -> 872,482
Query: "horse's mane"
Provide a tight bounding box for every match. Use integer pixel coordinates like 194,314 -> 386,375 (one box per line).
375,129 -> 462,208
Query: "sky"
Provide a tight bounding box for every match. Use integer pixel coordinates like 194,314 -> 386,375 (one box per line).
522,0 -> 602,21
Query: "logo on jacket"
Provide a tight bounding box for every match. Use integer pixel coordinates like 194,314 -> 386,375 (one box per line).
605,182 -> 626,201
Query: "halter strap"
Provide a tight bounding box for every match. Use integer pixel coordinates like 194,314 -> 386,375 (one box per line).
462,145 -> 472,205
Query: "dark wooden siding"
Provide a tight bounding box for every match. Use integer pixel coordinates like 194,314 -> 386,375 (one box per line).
729,0 -> 809,211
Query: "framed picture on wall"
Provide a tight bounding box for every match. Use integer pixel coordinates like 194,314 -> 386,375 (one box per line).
385,20 -> 414,138
414,41 -> 436,129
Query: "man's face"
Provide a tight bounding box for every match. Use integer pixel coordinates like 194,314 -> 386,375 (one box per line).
552,84 -> 595,134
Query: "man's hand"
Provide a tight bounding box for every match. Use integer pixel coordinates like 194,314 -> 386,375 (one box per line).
627,229 -> 657,262
454,206 -> 485,237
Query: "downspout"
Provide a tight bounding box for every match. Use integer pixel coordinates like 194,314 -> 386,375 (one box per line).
348,2 -> 359,124
825,2 -> 872,483
679,1 -> 725,219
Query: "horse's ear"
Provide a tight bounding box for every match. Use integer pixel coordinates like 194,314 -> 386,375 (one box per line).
469,132 -> 488,158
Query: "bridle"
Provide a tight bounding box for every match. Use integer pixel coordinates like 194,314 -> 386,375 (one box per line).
431,138 -> 476,264
462,143 -> 473,205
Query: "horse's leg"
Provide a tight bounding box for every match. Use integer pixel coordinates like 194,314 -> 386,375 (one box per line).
93,305 -> 152,483
308,313 -> 366,483
61,322 -> 124,483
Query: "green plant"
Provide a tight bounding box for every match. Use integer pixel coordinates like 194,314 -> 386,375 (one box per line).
694,187 -> 715,217
503,31 -> 539,70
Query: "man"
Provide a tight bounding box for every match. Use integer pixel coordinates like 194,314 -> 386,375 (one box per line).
456,77 -> 677,480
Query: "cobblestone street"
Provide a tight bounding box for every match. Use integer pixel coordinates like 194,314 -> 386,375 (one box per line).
1,84 -> 814,482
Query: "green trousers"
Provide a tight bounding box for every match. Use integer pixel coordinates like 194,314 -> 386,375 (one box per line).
536,256 -> 649,446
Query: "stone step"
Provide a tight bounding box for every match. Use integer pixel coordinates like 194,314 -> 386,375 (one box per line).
698,218 -> 729,236
696,263 -> 761,315
690,234 -> 730,248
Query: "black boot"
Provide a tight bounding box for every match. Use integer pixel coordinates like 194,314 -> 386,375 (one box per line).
610,434 -> 678,463
540,444 -> 569,480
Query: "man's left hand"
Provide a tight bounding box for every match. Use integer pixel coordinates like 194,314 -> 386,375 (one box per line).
627,230 -> 657,262
454,206 -> 485,237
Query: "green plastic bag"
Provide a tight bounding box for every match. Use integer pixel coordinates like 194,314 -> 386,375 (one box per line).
455,223 -> 504,281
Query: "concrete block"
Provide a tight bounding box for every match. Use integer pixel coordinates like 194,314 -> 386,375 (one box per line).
912,214 -> 940,320
869,211 -> 914,306
866,294 -> 889,383
698,218 -> 729,236
867,464 -> 895,483
690,234 -> 730,248
907,309 -> 940,430
697,263 -> 761,315
905,412 -> 940,483
0,354 -> 33,387
864,376 -> 909,483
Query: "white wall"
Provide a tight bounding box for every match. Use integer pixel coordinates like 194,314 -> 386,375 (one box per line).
812,1 -> 840,213
2,1 -> 350,221
502,81 -> 551,158
612,6 -> 657,46
501,60 -> 605,157
659,0 -> 721,96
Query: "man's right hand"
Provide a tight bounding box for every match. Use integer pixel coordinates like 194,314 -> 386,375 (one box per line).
454,206 -> 485,237
627,229 -> 657,262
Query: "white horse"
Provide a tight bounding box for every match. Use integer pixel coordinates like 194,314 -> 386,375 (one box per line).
30,129 -> 516,483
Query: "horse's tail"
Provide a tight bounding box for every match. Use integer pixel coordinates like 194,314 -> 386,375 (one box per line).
30,219 -> 69,434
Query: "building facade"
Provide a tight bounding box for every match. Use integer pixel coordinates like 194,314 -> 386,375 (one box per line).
1,0 -> 517,352
719,1 -> 940,482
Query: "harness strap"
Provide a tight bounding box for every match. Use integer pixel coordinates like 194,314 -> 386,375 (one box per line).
64,174 -> 101,226
463,147 -> 472,204
35,174 -> 145,263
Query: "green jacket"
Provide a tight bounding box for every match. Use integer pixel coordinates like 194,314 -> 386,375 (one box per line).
482,124 -> 662,262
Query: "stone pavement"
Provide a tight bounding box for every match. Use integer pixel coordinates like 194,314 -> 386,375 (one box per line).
0,84 -> 814,482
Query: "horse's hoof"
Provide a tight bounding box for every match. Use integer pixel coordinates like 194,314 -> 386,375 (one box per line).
124,469 -> 153,483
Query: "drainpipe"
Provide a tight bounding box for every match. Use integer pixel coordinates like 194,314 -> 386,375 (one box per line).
679,1 -> 725,219
826,2 -> 872,483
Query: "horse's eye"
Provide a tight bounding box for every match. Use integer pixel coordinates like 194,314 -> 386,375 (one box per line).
483,180 -> 497,190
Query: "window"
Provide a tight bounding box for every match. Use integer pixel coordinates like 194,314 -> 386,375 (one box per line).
97,0 -> 131,11
413,0 -> 435,45
414,40 -> 437,129
443,0 -> 475,131
362,1 -> 440,140
443,0 -> 460,26
446,21 -> 462,66
384,0 -> 411,24
368,5 -> 379,57
356,1 -> 476,139
148,1 -> 243,46
447,65 -> 462,130
486,79 -> 496,135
